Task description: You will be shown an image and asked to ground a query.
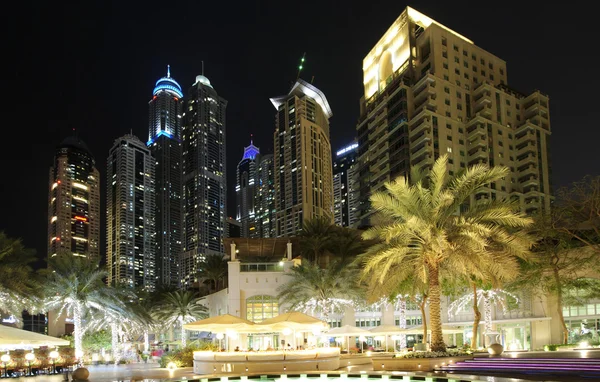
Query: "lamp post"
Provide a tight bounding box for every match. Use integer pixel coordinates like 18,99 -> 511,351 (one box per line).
49,350 -> 59,374
216,333 -> 224,351
0,354 -> 10,378
25,352 -> 35,376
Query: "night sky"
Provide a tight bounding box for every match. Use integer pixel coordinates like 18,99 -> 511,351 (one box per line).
5,0 -> 599,263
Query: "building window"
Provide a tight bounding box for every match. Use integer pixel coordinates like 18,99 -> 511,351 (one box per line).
445,99 -> 451,106
460,150 -> 465,157
489,62 -> 494,69
464,73 -> 469,79
446,123 -> 452,129
454,57 -> 460,63
443,62 -> 448,69
500,68 -> 505,75
447,135 -> 453,141
459,139 -> 464,145
457,103 -> 463,110
463,61 -> 469,68
453,45 -> 459,52
490,74 -> 494,81
471,54 -> 476,60
246,295 -> 279,323
480,58 -> 485,65
447,148 -> 453,154
444,87 -> 450,94
456,91 -> 462,99
463,50 -> 468,56
482,70 -> 486,76
356,318 -> 381,327
444,75 -> 449,81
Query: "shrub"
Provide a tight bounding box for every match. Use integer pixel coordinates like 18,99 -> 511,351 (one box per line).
544,344 -> 558,351
159,343 -> 218,368
396,349 -> 469,359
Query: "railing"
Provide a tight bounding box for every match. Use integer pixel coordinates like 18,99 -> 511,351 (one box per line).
240,263 -> 284,272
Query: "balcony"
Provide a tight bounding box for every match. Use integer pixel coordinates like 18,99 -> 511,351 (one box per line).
473,105 -> 492,119
520,176 -> 539,188
411,143 -> 432,158
468,147 -> 488,161
516,141 -> 537,156
413,77 -> 436,100
516,153 -> 537,165
411,153 -> 434,168
516,130 -> 535,145
518,164 -> 538,177
467,123 -> 486,139
409,116 -> 431,136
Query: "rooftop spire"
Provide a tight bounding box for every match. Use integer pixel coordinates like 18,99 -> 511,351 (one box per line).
296,52 -> 306,81
167,64 -> 171,78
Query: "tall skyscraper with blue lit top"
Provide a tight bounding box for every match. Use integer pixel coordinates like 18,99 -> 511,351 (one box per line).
147,66 -> 183,288
236,140 -> 260,237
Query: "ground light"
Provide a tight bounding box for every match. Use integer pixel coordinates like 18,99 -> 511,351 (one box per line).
167,361 -> 177,370
1,353 -> 10,378
49,350 -> 59,374
25,352 -> 35,376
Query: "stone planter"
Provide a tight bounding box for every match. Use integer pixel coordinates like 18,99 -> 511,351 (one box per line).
372,356 -> 473,372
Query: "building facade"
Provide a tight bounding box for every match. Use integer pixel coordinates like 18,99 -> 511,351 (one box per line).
48,137 -> 100,259
256,154 -> 276,238
271,79 -> 334,237
181,74 -> 227,288
200,239 -> 600,351
333,143 -> 359,227
236,140 -> 260,237
356,7 -> 552,226
147,66 -> 183,288
107,134 -> 156,290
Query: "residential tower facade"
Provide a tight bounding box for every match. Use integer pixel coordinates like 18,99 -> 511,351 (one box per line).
333,142 -> 359,227
236,140 -> 260,237
107,134 -> 156,290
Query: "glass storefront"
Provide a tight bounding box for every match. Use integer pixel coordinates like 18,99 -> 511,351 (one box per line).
496,322 -> 531,350
246,295 -> 278,323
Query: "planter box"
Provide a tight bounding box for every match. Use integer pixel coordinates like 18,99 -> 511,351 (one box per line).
372,356 -> 473,372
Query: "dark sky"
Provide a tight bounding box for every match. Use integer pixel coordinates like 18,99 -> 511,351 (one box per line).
5,0 -> 599,262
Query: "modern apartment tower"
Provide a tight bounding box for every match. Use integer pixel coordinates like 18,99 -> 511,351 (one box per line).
333,142 -> 359,227
181,74 -> 227,289
107,134 -> 156,290
271,79 -> 334,236
356,7 -> 552,226
256,154 -> 276,238
48,137 -> 100,259
147,66 -> 183,288
236,140 -> 260,237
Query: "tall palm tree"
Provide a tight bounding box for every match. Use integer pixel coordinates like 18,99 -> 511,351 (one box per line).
0,232 -> 41,316
44,256 -> 122,356
328,227 -> 369,262
197,254 -> 228,293
357,156 -> 534,351
299,217 -> 336,263
155,290 -> 207,347
277,260 -> 362,319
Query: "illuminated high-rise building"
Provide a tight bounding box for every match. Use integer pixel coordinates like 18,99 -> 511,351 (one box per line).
256,154 -> 276,238
356,7 -> 552,226
333,142 -> 359,227
107,134 -> 156,290
147,66 -> 183,288
48,137 -> 100,259
181,74 -> 227,289
271,79 -> 334,236
236,140 -> 260,237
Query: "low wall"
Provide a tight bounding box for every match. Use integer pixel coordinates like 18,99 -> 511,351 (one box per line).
194,349 -> 340,374
372,356 -> 473,372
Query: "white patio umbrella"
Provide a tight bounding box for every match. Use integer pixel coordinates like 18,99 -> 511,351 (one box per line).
369,325 -> 406,351
326,325 -> 372,353
0,325 -> 70,350
257,312 -> 328,348
183,314 -> 258,351
403,324 -> 463,335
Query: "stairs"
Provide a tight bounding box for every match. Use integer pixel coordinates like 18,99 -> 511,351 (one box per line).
437,356 -> 600,378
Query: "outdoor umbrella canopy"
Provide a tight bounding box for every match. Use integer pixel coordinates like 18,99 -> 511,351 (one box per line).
403,324 -> 464,334
0,325 -> 70,350
183,314 -> 257,333
325,325 -> 372,353
368,325 -> 406,335
257,312 -> 328,332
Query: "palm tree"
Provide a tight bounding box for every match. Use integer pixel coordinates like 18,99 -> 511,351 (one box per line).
44,256 -> 122,356
0,232 -> 41,316
299,217 -> 336,263
277,260 -> 362,319
357,156 -> 534,351
197,254 -> 228,293
328,227 -> 370,261
155,290 -> 207,348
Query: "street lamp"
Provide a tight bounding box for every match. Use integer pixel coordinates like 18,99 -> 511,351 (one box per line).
1,354 -> 10,378
25,352 -> 35,376
49,350 -> 59,374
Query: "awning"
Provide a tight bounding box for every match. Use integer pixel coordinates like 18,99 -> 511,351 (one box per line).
0,325 -> 70,350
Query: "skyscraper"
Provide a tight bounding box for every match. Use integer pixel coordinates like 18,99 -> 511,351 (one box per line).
333,142 -> 359,227
48,137 -> 100,259
256,154 -> 276,238
147,66 -> 183,288
356,7 -> 552,226
181,74 -> 227,289
236,140 -> 260,237
107,134 -> 156,290
271,79 -> 334,236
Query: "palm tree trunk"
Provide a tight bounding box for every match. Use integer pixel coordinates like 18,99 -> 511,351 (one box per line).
144,330 -> 150,353
111,322 -> 120,363
419,297 -> 428,344
553,266 -> 569,344
471,283 -> 481,349
73,302 -> 84,358
180,317 -> 187,348
427,263 -> 446,352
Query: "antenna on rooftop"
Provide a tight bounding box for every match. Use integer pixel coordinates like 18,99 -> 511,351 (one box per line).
296,52 -> 306,81
202,61 -> 205,76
